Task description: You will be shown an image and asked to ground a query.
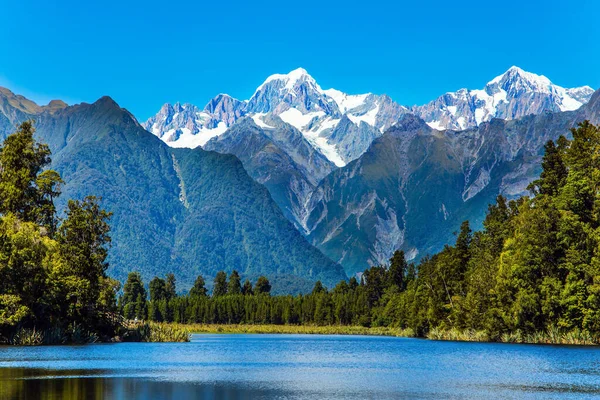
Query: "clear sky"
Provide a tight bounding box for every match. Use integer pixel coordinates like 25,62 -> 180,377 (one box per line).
1,0 -> 598,121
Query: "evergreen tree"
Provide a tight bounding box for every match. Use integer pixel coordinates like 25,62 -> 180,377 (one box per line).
455,220 -> 472,264
388,250 -> 407,290
189,275 -> 207,298
55,196 -> 112,326
149,277 -> 166,302
0,121 -> 62,233
213,271 -> 228,297
528,139 -> 568,196
242,279 -> 254,295
165,273 -> 177,300
228,270 -> 242,295
362,266 -> 386,306
311,280 -> 326,295
121,272 -> 147,320
255,276 -> 272,295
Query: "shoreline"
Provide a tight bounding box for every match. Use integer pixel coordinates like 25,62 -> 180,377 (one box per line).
5,323 -> 598,346
177,323 -> 600,346
180,323 -> 415,337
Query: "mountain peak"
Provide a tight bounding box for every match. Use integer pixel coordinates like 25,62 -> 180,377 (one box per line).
43,99 -> 68,114
96,95 -> 119,107
256,67 -> 319,94
488,66 -> 551,90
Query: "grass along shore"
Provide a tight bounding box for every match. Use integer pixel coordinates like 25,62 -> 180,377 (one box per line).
427,327 -> 600,345
177,323 -> 416,337
2,322 -> 191,346
8,322 -> 599,345
172,323 -> 600,345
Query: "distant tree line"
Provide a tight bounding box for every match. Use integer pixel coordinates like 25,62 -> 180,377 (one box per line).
118,258 -> 406,326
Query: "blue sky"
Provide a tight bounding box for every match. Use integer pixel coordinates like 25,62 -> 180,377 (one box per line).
0,0 -> 598,121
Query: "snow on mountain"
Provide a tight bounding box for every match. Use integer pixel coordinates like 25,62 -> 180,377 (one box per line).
323,89 -> 369,113
144,68 -> 408,167
143,102 -> 237,148
414,66 -> 594,131
144,66 -> 594,167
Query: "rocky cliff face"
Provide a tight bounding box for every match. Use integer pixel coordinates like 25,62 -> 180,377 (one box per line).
143,101 -> 233,148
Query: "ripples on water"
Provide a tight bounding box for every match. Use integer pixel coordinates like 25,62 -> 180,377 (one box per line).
1,334 -> 600,399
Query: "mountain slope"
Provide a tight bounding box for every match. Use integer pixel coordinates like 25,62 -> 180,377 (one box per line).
307,89 -> 600,276
0,88 -> 346,292
204,116 -> 336,232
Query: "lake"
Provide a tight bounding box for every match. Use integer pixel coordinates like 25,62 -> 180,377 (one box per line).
1,334 -> 600,399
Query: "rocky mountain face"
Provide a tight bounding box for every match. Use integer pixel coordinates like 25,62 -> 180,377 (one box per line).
306,89 -> 600,276
204,116 -> 336,232
0,87 -> 347,293
143,101 -> 231,148
413,66 -> 594,131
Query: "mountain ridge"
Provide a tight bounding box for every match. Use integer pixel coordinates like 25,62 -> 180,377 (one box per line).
144,66 -> 593,166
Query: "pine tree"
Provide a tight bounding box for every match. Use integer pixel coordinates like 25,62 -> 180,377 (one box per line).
388,250 -> 407,290
242,279 -> 254,295
311,280 -> 326,295
213,271 -> 228,297
0,120 -> 63,233
55,196 -> 112,326
122,272 -> 147,320
227,270 -> 242,295
189,275 -> 207,298
255,276 -> 272,295
528,140 -> 568,196
149,277 -> 167,302
455,220 -> 472,264
165,273 -> 177,300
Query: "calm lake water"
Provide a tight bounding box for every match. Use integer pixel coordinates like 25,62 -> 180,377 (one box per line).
1,334 -> 600,399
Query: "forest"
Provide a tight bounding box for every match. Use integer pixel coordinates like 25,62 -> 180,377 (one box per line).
119,121 -> 600,343
0,122 -> 188,344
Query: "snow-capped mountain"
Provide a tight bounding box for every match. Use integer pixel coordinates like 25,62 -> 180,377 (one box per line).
414,66 -> 594,131
144,66 -> 594,175
143,68 -> 408,167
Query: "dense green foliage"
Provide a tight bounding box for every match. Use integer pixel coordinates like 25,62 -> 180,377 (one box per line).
0,122 -> 120,343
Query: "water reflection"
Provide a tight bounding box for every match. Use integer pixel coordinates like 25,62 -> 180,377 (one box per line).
1,335 -> 600,399
0,368 -> 298,400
